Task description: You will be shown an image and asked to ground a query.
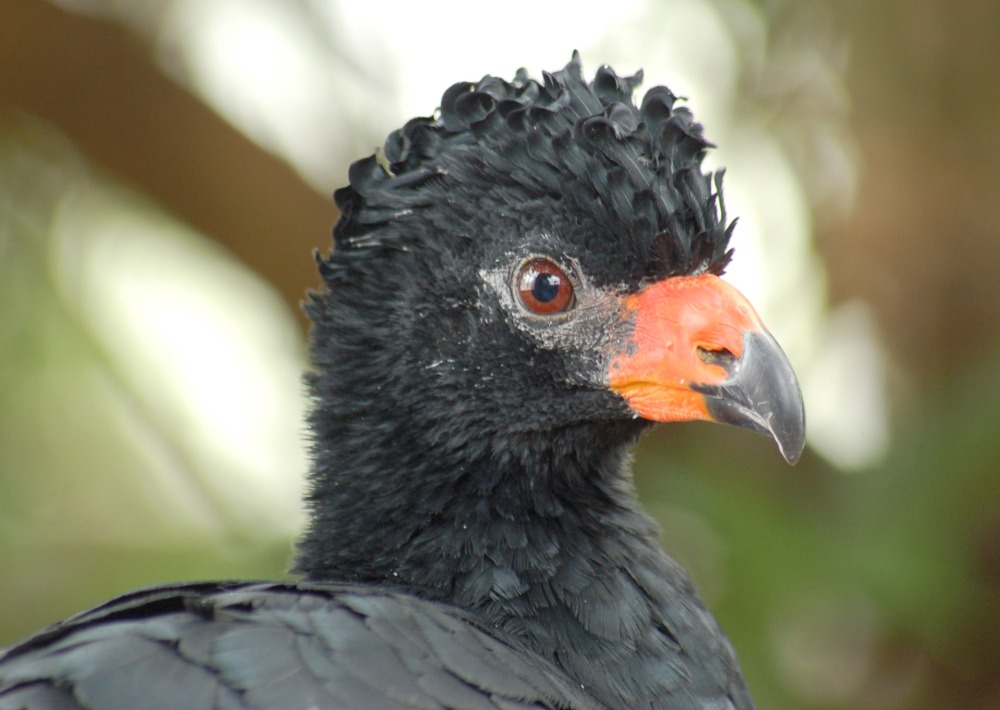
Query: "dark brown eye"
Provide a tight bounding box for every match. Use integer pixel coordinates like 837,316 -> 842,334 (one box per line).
516,258 -> 575,315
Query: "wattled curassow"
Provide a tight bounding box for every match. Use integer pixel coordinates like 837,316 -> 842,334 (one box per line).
0,53 -> 805,710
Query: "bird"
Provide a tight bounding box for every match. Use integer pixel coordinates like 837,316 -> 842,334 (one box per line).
0,53 -> 805,710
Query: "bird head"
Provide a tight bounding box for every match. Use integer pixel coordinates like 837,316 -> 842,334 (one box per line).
308,52 -> 805,468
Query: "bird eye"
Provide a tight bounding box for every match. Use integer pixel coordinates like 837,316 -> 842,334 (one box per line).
515,258 -> 575,315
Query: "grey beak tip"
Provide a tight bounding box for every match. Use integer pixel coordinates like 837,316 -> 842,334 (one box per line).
701,330 -> 807,465
778,436 -> 805,465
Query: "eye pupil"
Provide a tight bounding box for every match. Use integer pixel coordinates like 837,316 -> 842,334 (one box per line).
515,258 -> 575,315
532,273 -> 561,303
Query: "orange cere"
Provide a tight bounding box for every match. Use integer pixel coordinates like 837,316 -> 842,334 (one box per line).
608,274 -> 765,423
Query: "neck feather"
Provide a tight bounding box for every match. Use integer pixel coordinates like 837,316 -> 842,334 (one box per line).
293,372 -> 750,707
295,416 -> 656,595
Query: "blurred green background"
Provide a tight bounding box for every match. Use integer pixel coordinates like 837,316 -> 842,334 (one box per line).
1,1 -> 998,708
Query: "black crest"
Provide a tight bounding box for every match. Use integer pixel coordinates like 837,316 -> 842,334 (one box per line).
323,52 -> 734,284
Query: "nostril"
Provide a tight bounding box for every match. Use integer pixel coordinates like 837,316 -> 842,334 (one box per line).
697,346 -> 738,373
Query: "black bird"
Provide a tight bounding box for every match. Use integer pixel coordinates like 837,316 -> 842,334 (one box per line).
0,54 -> 805,710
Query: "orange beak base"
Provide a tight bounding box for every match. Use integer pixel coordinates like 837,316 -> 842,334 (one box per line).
608,274 -> 805,464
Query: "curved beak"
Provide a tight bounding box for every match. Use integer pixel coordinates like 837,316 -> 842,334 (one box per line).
608,274 -> 805,464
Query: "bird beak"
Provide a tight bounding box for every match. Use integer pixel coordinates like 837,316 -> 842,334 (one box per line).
608,274 -> 806,464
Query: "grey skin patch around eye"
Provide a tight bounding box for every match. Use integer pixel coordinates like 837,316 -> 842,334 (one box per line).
478,253 -> 631,386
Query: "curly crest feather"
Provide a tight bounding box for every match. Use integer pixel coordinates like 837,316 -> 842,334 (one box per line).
325,52 -> 733,283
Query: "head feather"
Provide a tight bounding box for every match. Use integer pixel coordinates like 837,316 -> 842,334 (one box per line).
325,52 -> 733,282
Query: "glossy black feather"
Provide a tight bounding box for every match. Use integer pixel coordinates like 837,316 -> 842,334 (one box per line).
0,583 -> 595,710
2,54 -> 755,710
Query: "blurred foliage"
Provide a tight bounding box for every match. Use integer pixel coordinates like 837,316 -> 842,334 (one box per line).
0,120 -> 297,645
1,1 -> 998,709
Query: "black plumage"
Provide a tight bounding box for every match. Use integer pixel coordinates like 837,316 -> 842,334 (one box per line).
0,53 -> 805,709
0,583 -> 594,709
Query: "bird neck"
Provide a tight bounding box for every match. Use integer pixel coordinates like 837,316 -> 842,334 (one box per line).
295,412 -> 748,707
295,418 -> 662,599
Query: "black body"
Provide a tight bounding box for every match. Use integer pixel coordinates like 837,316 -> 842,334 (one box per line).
0,54 -> 759,709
